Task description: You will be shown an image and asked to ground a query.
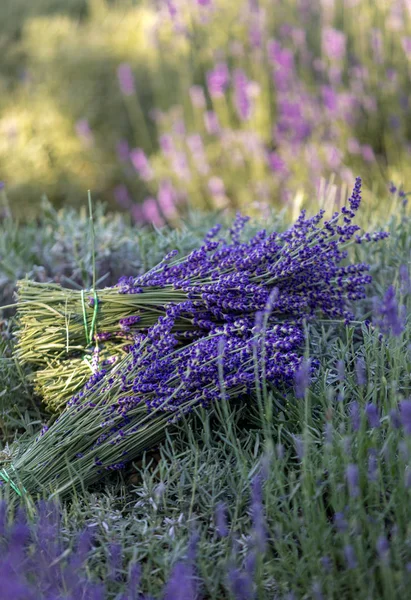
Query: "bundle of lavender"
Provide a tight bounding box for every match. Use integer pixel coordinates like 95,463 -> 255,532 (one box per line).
6,313 -> 308,495
2,179 -> 388,495
16,178 -> 384,413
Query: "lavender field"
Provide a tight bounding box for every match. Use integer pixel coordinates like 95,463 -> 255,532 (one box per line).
1,1 -> 411,599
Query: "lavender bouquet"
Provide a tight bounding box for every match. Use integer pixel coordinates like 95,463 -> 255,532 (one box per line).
2,179 -> 388,495
16,178 -> 384,413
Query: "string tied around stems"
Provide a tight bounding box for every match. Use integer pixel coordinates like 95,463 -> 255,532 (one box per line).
0,465 -> 27,497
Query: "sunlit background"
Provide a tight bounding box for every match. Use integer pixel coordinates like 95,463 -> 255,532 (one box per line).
1,0 -> 411,220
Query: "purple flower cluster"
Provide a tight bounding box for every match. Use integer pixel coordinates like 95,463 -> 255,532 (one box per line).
118,179 -> 384,331
373,285 -> 405,337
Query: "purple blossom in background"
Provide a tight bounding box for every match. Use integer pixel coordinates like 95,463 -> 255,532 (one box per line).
375,286 -> 404,336
75,119 -> 93,146
206,62 -> 229,98
346,464 -> 360,498
228,566 -> 254,600
130,148 -> 153,181
322,86 -> 338,112
399,400 -> 411,434
347,138 -> 361,154
344,544 -> 358,569
142,197 -> 164,227
114,184 -> 132,209
349,401 -> 360,432
117,63 -> 135,96
163,562 -> 197,600
322,27 -> 346,61
158,180 -> 178,219
126,563 -> 141,600
361,145 -> 375,162
267,151 -> 287,175
365,403 -> 380,429
189,85 -> 206,109
234,69 -> 252,121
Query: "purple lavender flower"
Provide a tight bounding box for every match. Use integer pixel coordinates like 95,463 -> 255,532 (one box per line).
375,286 -> 405,336
322,86 -> 338,112
346,464 -> 360,498
365,403 -> 380,429
142,198 -> 164,227
227,566 -> 254,600
163,562 -> 197,600
361,145 -> 375,162
206,62 -> 229,98
399,400 -> 411,434
117,63 -> 135,96
334,511 -> 348,533
322,28 -> 346,61
158,180 -> 178,219
130,148 -> 153,181
267,152 -> 287,175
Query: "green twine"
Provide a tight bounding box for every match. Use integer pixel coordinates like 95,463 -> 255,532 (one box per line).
80,289 -> 99,347
0,467 -> 27,497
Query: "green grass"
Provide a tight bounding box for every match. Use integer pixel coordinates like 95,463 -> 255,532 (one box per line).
1,195 -> 411,598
